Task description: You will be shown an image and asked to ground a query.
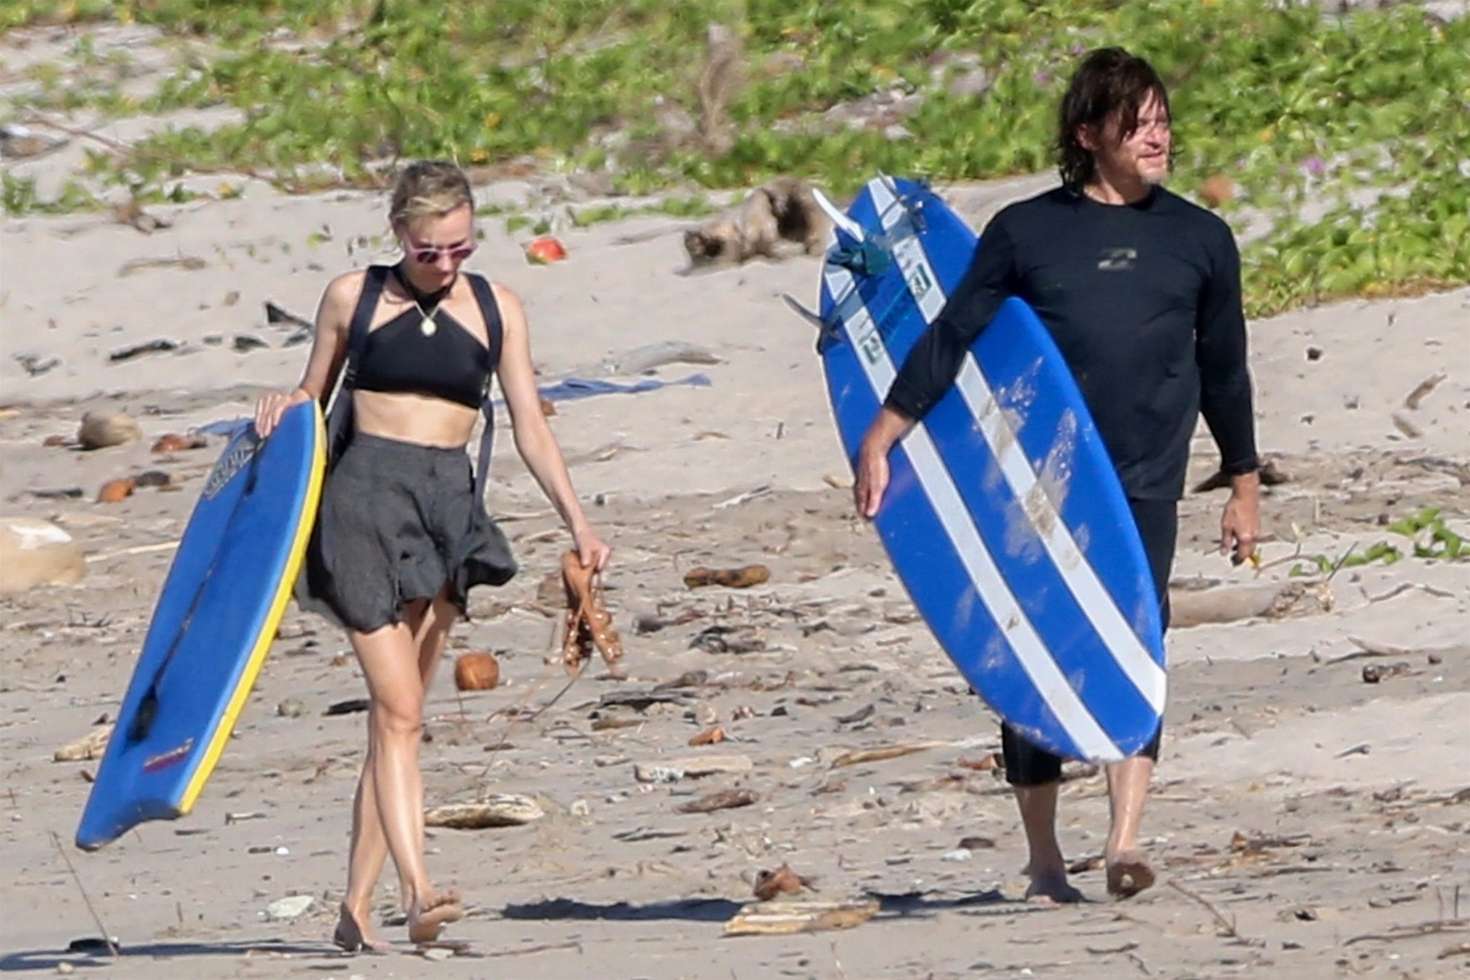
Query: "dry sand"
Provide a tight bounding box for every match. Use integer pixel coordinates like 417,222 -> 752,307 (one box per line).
4,23 -> 1470,980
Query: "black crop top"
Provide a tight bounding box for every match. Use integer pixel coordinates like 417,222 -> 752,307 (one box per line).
352,266 -> 499,409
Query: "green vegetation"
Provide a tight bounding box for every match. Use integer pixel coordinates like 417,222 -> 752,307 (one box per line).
1289,508 -> 1470,577
4,0 -> 1467,314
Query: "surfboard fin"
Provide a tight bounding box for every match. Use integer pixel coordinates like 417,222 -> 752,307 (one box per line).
780,293 -> 825,329
812,188 -> 865,243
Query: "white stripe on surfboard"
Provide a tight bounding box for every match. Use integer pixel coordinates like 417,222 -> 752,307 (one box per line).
868,176 -> 1166,713
822,249 -> 1121,761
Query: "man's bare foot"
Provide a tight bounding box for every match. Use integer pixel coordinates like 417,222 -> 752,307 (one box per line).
333,903 -> 390,954
1105,849 -> 1156,898
407,889 -> 464,945
1024,872 -> 1084,905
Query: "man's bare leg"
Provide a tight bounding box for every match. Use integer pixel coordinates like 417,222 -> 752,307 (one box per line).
1014,782 -> 1083,903
1104,756 -> 1156,898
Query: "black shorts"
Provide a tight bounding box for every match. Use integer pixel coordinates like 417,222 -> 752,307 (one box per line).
295,433 -> 517,633
1001,497 -> 1176,786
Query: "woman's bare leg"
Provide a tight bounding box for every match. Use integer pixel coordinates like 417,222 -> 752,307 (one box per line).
337,592 -> 462,947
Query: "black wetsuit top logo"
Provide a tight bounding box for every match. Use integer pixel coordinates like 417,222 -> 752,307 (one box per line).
1097,247 -> 1138,271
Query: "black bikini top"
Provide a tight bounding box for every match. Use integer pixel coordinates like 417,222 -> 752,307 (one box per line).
351,265 -> 502,409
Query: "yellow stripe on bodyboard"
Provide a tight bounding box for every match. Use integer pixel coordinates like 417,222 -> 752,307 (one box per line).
177,405 -> 327,813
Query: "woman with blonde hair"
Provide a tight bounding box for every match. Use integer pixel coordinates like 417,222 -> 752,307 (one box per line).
255,160 -> 610,949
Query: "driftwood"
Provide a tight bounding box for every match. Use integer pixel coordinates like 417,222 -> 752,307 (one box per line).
1168,582 -> 1308,628
829,742 -> 943,769
724,899 -> 879,936
634,754 -> 753,783
54,726 -> 113,762
423,794 -> 544,829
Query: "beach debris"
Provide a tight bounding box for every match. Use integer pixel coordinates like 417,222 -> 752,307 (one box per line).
77,411 -> 141,449
151,433 -> 208,454
325,698 -> 371,716
830,742 -> 941,769
13,352 -> 60,377
108,339 -> 180,364
1191,457 -> 1289,493
134,470 -> 171,489
1168,582 -> 1308,628
683,177 -> 830,267
265,301 -> 313,329
43,434 -> 69,447
688,725 -> 727,746
1391,412 -> 1423,439
0,517 -> 86,592
1362,661 -> 1412,684
423,794 -> 544,828
112,198 -> 170,234
958,835 -> 996,850
454,652 -> 501,691
677,787 -> 759,814
956,754 -> 1001,773
683,564 -> 770,589
1405,372 -> 1447,410
232,334 -> 268,353
634,753 -> 753,783
712,486 -> 773,510
597,688 -> 693,712
54,725 -> 113,762
96,478 -> 136,504
724,899 -> 879,936
117,256 -> 207,278
0,122 -> 67,159
690,624 -> 766,654
525,236 -> 567,264
29,487 -> 84,500
65,936 -> 120,955
276,698 -> 304,718
264,895 -> 316,921
753,864 -> 813,901
604,340 -> 722,376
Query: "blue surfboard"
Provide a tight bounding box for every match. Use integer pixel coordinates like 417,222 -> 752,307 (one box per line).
76,401 -> 325,849
803,176 -> 1165,762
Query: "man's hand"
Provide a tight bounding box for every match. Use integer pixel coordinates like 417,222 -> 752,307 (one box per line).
854,407 -> 916,519
1220,470 -> 1261,565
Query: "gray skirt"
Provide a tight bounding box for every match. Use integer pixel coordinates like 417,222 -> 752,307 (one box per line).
296,433 -> 517,632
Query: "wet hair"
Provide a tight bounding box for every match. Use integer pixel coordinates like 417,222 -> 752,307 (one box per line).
1055,48 -> 1172,191
388,160 -> 474,226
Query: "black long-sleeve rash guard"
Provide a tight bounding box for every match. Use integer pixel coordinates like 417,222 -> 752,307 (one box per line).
885,185 -> 1259,501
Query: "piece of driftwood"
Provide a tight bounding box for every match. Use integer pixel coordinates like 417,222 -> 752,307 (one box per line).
724,899 -> 879,936
54,726 -> 113,762
1168,583 -> 1306,628
829,742 -> 941,769
634,754 -> 753,783
423,794 -> 544,829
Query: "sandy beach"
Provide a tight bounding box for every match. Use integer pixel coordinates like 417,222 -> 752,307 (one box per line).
5,19 -> 1470,980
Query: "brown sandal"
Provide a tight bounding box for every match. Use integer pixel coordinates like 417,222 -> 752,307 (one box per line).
561,550 -> 624,677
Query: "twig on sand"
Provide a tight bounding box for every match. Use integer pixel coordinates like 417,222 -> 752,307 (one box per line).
1168,880 -> 1244,941
1345,919 -> 1470,946
49,831 -> 119,957
22,113 -> 132,154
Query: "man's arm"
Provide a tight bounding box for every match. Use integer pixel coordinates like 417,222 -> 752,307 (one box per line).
855,218 -> 1017,517
1196,224 -> 1261,562
884,220 -> 1018,420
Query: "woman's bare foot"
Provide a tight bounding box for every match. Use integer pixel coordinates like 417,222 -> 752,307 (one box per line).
333,903 -> 390,954
1105,849 -> 1156,898
1024,871 -> 1084,905
407,889 -> 464,945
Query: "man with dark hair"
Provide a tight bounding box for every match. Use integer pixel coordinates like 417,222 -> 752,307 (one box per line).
854,47 -> 1261,902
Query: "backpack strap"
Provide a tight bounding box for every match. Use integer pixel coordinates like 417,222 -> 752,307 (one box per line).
322,265 -> 389,466
465,272 -> 504,505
